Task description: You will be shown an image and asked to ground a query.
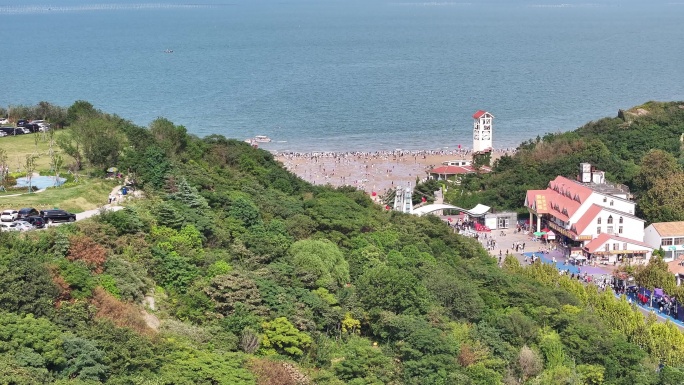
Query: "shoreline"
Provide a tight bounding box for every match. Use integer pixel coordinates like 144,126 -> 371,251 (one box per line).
276,147 -> 514,196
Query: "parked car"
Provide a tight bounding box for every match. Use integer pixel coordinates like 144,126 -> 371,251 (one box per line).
1,209 -> 19,222
23,123 -> 41,133
40,209 -> 77,223
0,118 -> 8,125
16,119 -> 28,127
17,207 -> 39,219
30,120 -> 50,130
0,131 -> 7,137
25,216 -> 46,229
0,127 -> 25,135
0,222 -> 19,231
13,220 -> 34,231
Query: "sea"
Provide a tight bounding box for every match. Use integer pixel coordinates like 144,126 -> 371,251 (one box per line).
1,0 -> 683,153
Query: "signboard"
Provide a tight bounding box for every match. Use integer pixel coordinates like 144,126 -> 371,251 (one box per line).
589,250 -> 649,255
548,222 -> 577,240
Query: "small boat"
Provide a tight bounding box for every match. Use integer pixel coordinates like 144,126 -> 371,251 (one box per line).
254,135 -> 271,143
164,49 -> 174,53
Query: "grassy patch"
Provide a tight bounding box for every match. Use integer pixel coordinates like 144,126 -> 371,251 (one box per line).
0,177 -> 118,213
0,130 -> 74,170
0,130 -> 115,212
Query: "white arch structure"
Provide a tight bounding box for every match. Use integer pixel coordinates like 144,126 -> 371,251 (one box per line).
411,203 -> 491,217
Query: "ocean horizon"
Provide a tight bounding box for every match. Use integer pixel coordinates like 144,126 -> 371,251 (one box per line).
1,0 -> 683,152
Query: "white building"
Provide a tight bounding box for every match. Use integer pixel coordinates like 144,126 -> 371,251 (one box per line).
525,175 -> 640,242
472,110 -> 493,153
583,233 -> 652,264
644,222 -> 684,262
525,163 -> 650,262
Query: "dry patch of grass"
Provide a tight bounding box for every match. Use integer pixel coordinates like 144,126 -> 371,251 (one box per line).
0,130 -> 74,170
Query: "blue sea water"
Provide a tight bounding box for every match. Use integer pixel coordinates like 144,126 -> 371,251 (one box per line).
1,0 -> 683,152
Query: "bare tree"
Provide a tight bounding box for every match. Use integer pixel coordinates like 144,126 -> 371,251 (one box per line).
51,154 -> 64,187
0,148 -> 7,191
518,345 -> 543,381
24,154 -> 37,193
34,128 -> 41,154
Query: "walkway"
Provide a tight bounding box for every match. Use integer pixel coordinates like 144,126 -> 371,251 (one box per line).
463,223 -> 684,329
52,184 -> 133,225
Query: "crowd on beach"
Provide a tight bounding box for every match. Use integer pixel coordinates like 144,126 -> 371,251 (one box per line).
276,147 -> 517,194
275,147 -> 516,161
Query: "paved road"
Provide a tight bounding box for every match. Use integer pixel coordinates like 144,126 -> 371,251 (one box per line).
50,185 -> 129,226
75,204 -> 124,221
442,218 -> 684,330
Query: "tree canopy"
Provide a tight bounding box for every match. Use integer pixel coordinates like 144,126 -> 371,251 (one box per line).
2,100 -> 684,384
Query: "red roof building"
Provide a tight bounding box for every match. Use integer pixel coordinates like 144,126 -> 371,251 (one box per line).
429,164 -> 491,179
524,166 -> 644,251
472,110 -> 494,153
583,233 -> 652,262
473,110 -> 488,119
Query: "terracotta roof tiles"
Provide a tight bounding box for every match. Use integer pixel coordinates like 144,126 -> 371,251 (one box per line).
473,110 -> 488,119
651,222 -> 684,237
584,233 -> 652,253
430,165 -> 491,175
572,204 -> 603,235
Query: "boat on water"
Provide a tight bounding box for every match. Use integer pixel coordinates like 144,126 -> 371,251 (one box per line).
253,135 -> 271,143
164,49 -> 174,53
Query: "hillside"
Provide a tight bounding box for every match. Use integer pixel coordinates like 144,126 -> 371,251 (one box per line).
445,101 -> 684,224
1,101 -> 684,384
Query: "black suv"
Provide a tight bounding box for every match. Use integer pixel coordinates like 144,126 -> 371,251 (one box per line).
25,216 -> 46,229
17,207 -> 39,219
40,209 -> 76,223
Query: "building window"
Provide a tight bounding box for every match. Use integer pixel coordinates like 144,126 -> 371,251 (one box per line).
675,237 -> 684,245
623,243 -> 628,250
607,215 -> 613,224
597,218 -> 602,224
619,226 -> 623,234
619,217 -> 623,224
662,238 -> 674,246
610,200 -> 614,206
597,227 -> 602,234
603,197 -> 607,202
613,243 -> 619,251
607,226 -> 614,234
605,244 -> 610,252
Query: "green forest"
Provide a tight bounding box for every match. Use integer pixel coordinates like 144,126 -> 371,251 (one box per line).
2,101 -> 684,384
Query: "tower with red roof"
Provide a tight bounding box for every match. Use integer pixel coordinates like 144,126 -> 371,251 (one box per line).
472,110 -> 494,152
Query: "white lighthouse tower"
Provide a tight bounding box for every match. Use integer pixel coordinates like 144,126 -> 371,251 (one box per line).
472,110 -> 494,153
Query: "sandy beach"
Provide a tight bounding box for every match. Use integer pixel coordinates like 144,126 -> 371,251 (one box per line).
276,148 -> 513,197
